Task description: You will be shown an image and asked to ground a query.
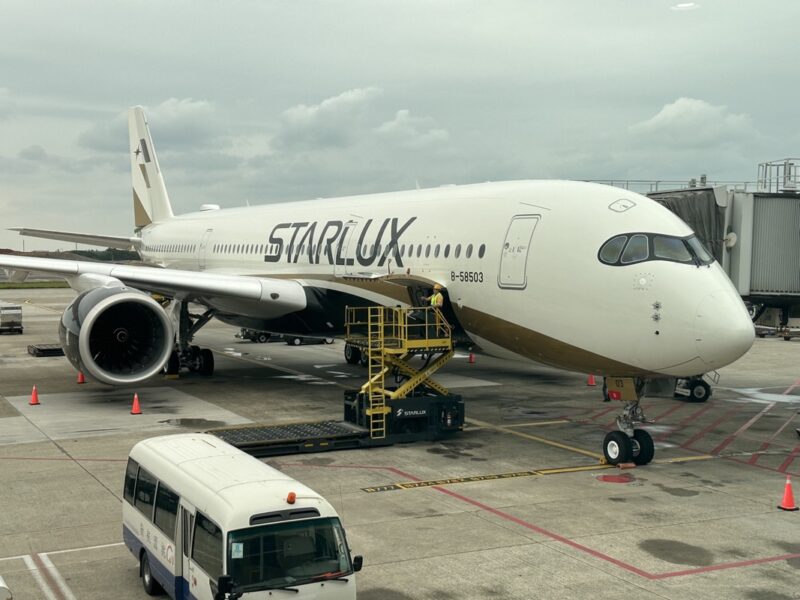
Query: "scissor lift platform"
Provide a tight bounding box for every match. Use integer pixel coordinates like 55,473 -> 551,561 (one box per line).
209,305 -> 465,457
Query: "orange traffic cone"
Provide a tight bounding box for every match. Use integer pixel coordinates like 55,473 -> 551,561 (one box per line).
77,371 -> 86,384
29,385 -> 40,406
130,393 -> 142,415
468,352 -> 475,364
587,374 -> 597,386
778,475 -> 799,511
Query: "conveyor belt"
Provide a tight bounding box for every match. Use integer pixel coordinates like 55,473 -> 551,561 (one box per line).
209,420 -> 375,457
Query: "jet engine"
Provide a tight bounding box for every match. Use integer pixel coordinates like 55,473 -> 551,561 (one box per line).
59,286 -> 174,385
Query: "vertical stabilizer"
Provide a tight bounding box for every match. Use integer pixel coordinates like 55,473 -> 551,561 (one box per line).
129,106 -> 174,227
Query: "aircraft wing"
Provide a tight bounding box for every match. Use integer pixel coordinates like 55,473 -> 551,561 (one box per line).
0,254 -> 306,318
8,227 -> 141,250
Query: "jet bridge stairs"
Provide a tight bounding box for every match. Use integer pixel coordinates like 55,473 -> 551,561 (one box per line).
210,306 -> 464,457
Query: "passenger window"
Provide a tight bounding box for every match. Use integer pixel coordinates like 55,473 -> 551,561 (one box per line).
134,468 -> 157,520
466,244 -> 473,259
154,483 -> 180,540
193,512 -> 223,579
417,244 -> 422,258
620,235 -> 649,264
653,236 -> 692,262
599,235 -> 627,264
444,244 -> 450,258
455,244 -> 461,259
123,459 -> 138,504
434,244 -> 440,258
425,245 -> 431,258
478,244 -> 485,259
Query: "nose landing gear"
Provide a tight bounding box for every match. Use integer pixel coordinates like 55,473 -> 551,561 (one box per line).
602,378 -> 655,466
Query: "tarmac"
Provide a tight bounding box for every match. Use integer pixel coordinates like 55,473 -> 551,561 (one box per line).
1,288 -> 799,600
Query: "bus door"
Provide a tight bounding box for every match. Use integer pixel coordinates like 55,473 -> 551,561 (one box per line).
179,504 -> 195,599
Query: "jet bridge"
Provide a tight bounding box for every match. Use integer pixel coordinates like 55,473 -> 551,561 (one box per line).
209,306 -> 464,457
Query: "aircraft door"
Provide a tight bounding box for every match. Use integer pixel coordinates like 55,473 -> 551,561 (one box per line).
197,229 -> 213,271
335,219 -> 360,277
498,215 -> 539,289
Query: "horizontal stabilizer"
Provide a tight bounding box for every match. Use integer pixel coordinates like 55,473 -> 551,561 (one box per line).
9,228 -> 140,250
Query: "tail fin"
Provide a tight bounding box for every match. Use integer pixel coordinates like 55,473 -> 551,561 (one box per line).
129,106 -> 174,228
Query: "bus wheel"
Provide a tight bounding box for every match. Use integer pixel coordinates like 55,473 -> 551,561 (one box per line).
141,552 -> 163,596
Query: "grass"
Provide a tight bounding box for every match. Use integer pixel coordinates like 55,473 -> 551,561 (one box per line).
0,280 -> 69,289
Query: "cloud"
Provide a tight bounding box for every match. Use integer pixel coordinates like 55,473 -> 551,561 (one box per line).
274,87 -> 382,151
629,97 -> 756,150
78,97 -> 223,153
374,109 -> 449,149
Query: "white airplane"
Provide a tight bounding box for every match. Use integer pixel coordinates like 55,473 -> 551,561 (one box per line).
0,107 -> 754,464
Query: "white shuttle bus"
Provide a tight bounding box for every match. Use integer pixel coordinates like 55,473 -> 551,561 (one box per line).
123,433 -> 362,599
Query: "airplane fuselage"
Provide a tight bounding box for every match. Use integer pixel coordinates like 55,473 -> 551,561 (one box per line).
136,180 -> 754,378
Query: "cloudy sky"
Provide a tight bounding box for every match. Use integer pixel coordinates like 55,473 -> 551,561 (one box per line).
1,1 -> 797,250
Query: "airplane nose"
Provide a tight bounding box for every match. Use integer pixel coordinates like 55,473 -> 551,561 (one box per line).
695,289 -> 754,370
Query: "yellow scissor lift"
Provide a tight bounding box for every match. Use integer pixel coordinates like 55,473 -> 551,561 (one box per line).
209,306 -> 464,457
343,306 -> 464,442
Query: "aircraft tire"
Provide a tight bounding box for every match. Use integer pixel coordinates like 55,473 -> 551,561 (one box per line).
632,429 -> 654,465
324,337 -> 334,344
165,351 -> 180,375
344,344 -> 361,365
288,337 -> 302,346
141,552 -> 162,596
256,333 -> 269,343
603,431 -> 632,465
688,380 -> 711,403
199,349 -> 214,376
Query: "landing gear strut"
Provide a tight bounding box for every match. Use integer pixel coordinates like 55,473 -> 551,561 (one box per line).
602,377 -> 655,466
165,301 -> 217,377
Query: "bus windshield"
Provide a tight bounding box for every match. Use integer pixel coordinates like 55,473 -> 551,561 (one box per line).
227,517 -> 352,591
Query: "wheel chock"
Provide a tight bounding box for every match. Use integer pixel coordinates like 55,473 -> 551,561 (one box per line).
616,462 -> 637,470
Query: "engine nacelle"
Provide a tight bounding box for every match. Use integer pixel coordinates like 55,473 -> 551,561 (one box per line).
59,286 -> 174,385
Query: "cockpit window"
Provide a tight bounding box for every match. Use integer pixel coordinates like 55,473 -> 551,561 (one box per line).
620,234 -> 649,264
686,235 -> 713,264
599,233 -> 714,267
653,236 -> 692,263
599,235 -> 627,264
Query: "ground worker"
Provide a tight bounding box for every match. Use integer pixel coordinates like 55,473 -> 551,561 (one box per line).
423,283 -> 444,308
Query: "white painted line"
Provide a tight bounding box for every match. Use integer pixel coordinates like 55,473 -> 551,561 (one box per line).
22,555 -> 59,600
47,541 -> 124,555
0,553 -> 28,562
40,554 -> 77,600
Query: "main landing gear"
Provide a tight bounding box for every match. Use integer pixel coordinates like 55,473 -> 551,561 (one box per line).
601,377 -> 655,466
674,377 -> 712,403
165,302 -> 217,377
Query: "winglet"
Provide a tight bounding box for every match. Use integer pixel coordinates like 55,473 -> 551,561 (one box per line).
129,106 -> 174,228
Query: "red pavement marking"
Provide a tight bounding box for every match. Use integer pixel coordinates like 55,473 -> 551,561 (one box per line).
748,411 -> 799,465
31,553 -> 66,600
681,405 -> 746,450
711,402 -> 776,455
586,406 -> 617,421
279,461 -> 800,580
652,401 -> 687,422
778,445 -> 800,473
746,379 -> 800,465
655,404 -> 714,443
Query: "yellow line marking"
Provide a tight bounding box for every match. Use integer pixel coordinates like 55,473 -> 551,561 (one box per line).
655,454 -> 715,464
468,420 -> 569,430
537,464 -> 614,475
466,417 -> 604,460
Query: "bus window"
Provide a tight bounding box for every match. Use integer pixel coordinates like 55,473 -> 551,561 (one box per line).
123,459 -> 138,504
228,517 -> 353,591
182,510 -> 194,559
154,483 -> 179,541
134,468 -> 157,519
193,512 -> 223,579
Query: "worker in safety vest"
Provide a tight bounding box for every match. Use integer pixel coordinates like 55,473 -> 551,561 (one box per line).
423,283 -> 444,308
